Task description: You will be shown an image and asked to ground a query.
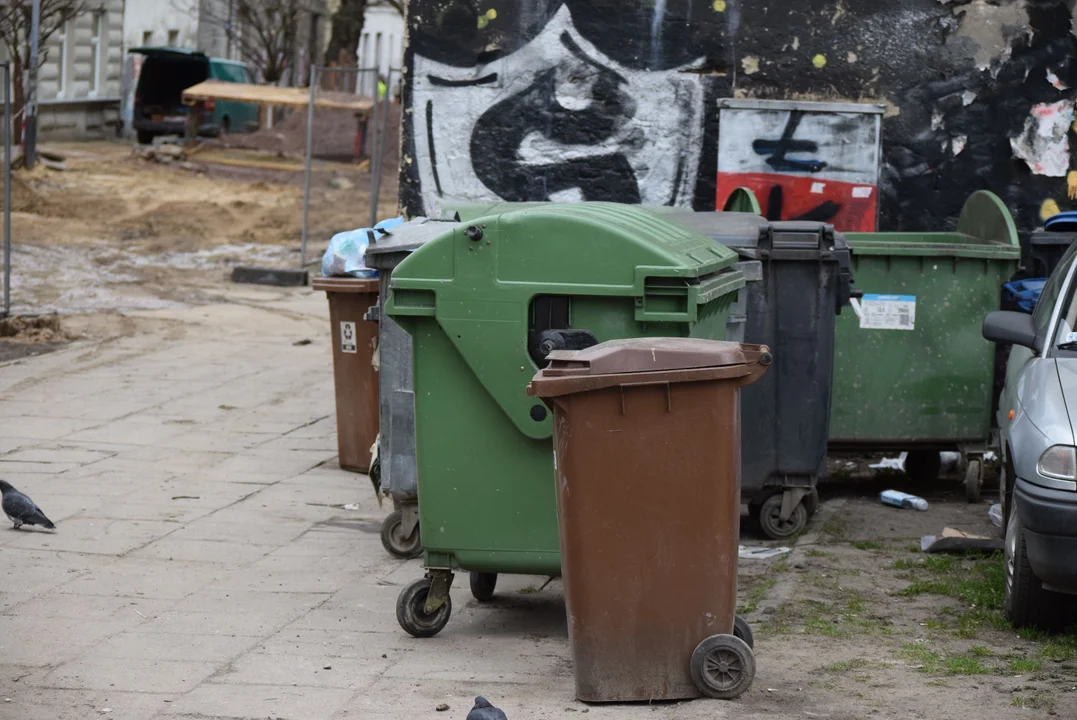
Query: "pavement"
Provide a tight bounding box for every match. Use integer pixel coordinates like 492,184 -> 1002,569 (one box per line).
1,286 -> 768,720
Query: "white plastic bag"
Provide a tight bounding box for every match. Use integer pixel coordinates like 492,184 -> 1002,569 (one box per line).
320,216 -> 404,278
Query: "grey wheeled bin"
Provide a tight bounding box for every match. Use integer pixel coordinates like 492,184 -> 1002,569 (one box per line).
364,217 -> 458,558
657,211 -> 854,539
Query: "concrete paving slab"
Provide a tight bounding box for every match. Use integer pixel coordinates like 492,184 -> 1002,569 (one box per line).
41,657 -> 220,693
161,682 -> 355,720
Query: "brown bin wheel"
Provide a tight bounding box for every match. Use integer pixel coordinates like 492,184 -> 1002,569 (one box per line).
757,494 -> 808,541
733,615 -> 754,650
381,510 -> 422,559
690,634 -> 756,699
396,577 -> 452,638
469,572 -> 498,602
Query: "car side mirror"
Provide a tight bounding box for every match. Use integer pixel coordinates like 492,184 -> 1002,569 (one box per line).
983,310 -> 1042,352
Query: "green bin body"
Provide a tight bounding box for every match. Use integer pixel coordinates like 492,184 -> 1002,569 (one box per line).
385,204 -> 745,576
829,191 -> 1020,448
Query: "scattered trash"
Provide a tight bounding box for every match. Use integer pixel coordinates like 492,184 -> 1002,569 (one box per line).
342,503 -> 361,511
134,609 -> 146,618
170,496 -> 201,500
436,703 -> 450,712
739,545 -> 791,559
323,665 -> 332,670
320,216 -> 404,278
870,453 -> 907,471
989,503 -> 1003,527
939,452 -> 961,473
292,339 -> 312,346
100,709 -> 112,714
881,489 -> 929,511
922,527 -> 1004,553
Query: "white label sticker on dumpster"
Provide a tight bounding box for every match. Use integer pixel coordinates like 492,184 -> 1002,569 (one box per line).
859,294 -> 916,330
340,321 -> 357,353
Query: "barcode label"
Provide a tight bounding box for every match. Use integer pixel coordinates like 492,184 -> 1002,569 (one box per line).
860,294 -> 916,331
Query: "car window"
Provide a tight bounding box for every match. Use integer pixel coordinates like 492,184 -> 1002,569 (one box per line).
212,62 -> 248,84
1034,246 -> 1077,336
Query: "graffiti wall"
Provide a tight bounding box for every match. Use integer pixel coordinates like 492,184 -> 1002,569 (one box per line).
716,101 -> 883,231
400,0 -> 1077,235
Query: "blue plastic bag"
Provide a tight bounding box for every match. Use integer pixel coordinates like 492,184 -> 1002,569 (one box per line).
320,216 -> 404,278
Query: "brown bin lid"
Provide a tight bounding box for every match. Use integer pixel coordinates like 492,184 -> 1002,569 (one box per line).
312,277 -> 380,293
530,338 -> 771,398
544,337 -> 750,376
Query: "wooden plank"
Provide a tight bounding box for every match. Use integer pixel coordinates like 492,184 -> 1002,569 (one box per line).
182,80 -> 374,113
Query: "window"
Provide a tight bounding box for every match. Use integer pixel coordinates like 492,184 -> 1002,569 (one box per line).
142,30 -> 153,46
56,20 -> 71,96
89,13 -> 104,94
167,29 -> 179,46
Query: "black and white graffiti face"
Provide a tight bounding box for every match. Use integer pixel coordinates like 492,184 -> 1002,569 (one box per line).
411,6 -> 705,215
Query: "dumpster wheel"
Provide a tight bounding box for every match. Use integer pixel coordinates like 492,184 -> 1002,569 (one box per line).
690,634 -> 755,699
469,572 -> 498,602
381,510 -> 422,559
396,577 -> 452,638
965,459 -> 983,504
733,615 -> 754,649
757,494 -> 808,540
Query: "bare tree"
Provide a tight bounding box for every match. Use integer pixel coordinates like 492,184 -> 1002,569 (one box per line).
0,0 -> 87,139
198,0 -> 308,84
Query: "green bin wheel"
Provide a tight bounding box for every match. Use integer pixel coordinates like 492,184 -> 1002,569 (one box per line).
904,451 -> 942,484
381,510 -> 422,559
757,494 -> 808,540
804,487 -> 820,517
690,634 -> 756,699
396,577 -> 452,638
965,460 -> 983,504
469,572 -> 498,602
733,615 -> 754,650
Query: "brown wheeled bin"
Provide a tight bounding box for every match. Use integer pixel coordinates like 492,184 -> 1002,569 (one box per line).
313,277 -> 380,473
528,337 -> 770,702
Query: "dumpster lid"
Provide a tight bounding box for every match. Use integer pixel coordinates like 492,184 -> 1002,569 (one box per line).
365,217 -> 458,256
544,337 -> 758,376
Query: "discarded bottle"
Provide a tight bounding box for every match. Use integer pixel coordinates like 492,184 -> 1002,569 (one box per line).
880,489 -> 929,511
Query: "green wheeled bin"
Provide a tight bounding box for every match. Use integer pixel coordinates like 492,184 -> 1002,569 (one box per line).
385,203 -> 746,638
828,191 -> 1021,501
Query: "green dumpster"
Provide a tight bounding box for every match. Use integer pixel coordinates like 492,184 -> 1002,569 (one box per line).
386,203 -> 745,638
829,191 -> 1020,496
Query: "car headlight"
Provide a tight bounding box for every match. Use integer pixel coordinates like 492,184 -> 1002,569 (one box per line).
1038,445 -> 1077,481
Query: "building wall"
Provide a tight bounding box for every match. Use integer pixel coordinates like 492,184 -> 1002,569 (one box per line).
356,2 -> 405,95
124,0 -> 200,51
37,0 -> 125,137
399,0 -> 1077,234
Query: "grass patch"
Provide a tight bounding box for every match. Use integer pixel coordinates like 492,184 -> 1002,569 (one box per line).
853,540 -> 883,551
1008,655 -> 1043,673
805,549 -> 830,558
896,553 -> 1005,638
823,659 -> 859,673
805,617 -> 845,637
1012,692 -> 1056,713
822,515 -> 847,539
900,643 -> 994,675
737,578 -> 776,615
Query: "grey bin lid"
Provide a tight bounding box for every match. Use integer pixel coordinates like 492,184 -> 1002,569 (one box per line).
364,217 -> 459,268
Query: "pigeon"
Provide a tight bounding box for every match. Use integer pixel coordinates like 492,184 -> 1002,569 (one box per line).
466,697 -> 508,720
0,481 -> 56,530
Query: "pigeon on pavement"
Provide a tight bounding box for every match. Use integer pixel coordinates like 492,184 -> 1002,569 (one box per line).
466,697 -> 508,720
0,481 -> 56,530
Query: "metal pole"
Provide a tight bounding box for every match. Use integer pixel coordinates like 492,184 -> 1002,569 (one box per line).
25,0 -> 40,169
300,63 -> 316,268
368,68 -> 393,228
3,63 -> 10,317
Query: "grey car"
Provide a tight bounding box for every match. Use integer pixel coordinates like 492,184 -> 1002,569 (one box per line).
984,244 -> 1077,631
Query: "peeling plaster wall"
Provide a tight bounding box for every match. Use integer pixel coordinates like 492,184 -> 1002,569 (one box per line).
400,0 -> 1077,233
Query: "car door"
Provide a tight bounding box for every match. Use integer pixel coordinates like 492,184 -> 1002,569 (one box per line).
1006,246 -> 1077,430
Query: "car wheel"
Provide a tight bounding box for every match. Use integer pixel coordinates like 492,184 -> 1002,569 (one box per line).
1004,509 -> 1070,631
